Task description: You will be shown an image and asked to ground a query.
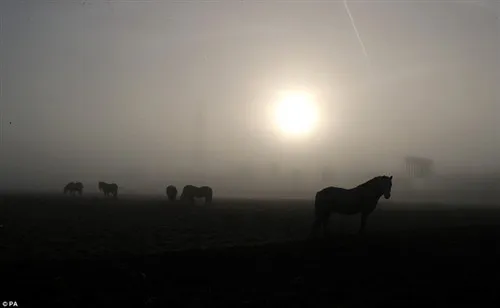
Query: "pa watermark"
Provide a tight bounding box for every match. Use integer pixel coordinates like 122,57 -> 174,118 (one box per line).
2,301 -> 18,307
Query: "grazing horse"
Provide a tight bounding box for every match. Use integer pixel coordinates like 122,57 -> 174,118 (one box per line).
180,185 -> 213,204
166,185 -> 178,201
63,182 -> 84,196
311,175 -> 393,238
98,181 -> 119,198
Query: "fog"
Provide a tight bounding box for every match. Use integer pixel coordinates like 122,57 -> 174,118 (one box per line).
0,1 -> 498,198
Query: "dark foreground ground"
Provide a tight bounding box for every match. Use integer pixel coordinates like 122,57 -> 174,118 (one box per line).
1,194 -> 500,307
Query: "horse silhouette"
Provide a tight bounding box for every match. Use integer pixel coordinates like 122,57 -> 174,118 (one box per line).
180,185 -> 213,204
166,185 -> 178,201
98,181 -> 118,198
63,182 -> 84,196
311,175 -> 393,238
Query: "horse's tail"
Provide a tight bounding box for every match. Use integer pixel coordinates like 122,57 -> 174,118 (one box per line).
309,191 -> 325,239
314,191 -> 321,210
180,185 -> 190,200
314,190 -> 328,219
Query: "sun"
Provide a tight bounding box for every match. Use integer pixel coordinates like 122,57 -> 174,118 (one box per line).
273,91 -> 319,137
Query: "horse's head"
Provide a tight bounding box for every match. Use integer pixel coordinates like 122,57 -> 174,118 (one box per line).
98,181 -> 104,191
380,175 -> 393,199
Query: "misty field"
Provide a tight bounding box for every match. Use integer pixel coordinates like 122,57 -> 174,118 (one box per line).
1,193 -> 500,260
1,194 -> 500,307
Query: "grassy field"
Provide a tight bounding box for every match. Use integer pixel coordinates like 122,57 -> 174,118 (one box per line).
1,194 -> 499,307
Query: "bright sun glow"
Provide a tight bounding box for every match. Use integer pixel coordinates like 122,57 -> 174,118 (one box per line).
274,91 -> 319,137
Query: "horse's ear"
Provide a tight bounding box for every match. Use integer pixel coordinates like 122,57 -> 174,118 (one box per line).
389,176 -> 393,180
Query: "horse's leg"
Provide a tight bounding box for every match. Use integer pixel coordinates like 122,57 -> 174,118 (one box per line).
358,213 -> 368,235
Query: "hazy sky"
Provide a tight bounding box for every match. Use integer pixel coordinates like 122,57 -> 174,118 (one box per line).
0,1 -> 498,193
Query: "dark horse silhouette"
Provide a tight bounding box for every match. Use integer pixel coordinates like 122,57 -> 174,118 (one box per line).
98,181 -> 118,198
311,175 -> 393,238
180,185 -> 213,204
166,185 -> 178,201
63,182 -> 84,196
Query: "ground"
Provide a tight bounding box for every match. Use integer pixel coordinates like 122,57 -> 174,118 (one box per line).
1,194 -> 499,307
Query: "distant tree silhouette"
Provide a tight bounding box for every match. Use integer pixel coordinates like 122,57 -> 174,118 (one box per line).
166,185 -> 178,202
180,185 -> 213,205
310,175 -> 393,238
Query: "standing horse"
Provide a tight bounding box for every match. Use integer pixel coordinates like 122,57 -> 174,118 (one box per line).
98,181 -> 119,198
166,185 -> 178,202
63,182 -> 84,196
311,175 -> 393,237
180,185 -> 213,204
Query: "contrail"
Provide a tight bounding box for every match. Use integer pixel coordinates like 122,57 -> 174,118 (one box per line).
343,0 -> 370,67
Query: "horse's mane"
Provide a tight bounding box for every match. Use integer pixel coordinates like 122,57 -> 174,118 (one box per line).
355,176 -> 390,190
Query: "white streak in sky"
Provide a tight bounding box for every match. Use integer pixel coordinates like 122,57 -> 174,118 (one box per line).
343,0 -> 370,67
